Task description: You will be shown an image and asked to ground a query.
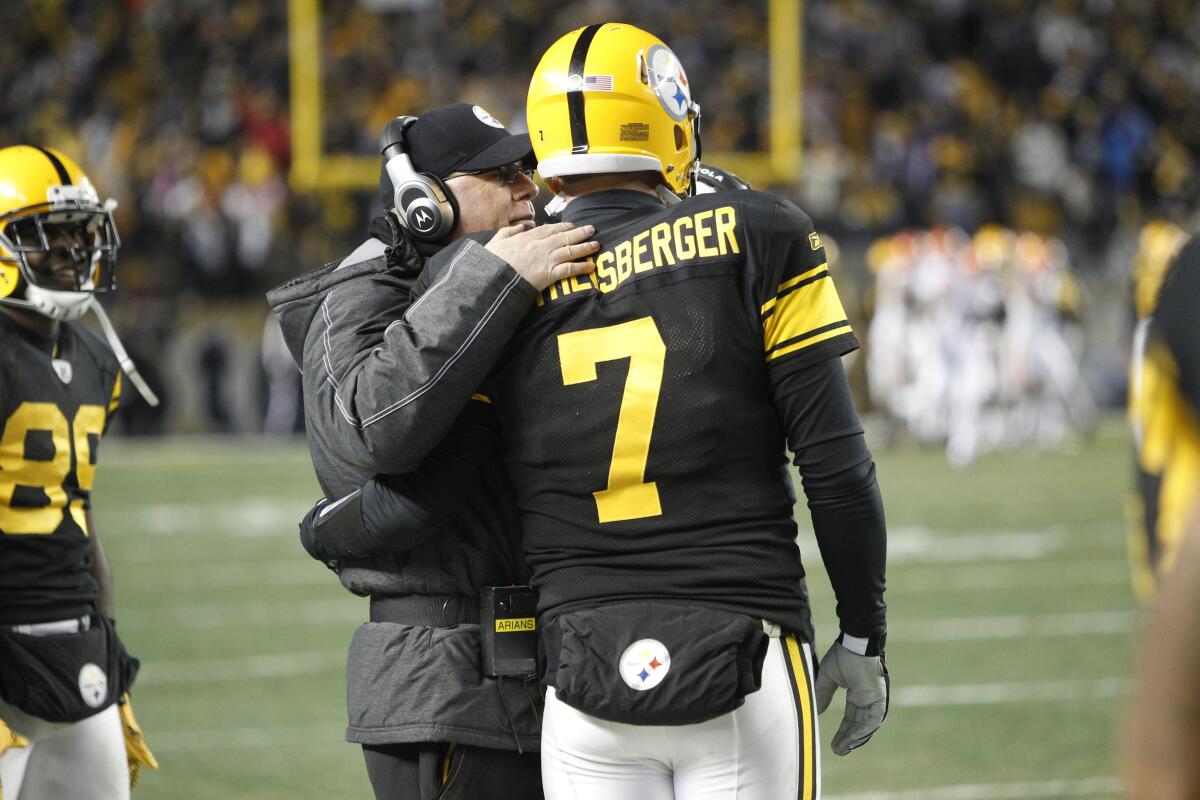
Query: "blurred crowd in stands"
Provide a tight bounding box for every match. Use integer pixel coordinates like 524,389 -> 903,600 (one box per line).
2,0 -> 1195,434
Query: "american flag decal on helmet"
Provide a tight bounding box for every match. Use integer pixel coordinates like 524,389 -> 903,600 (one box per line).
583,75 -> 614,91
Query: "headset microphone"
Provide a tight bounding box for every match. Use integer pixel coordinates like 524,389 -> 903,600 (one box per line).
379,116 -> 456,242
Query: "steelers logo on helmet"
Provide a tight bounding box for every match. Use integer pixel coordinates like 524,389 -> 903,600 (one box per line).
527,24 -> 701,196
618,638 -> 671,691
645,44 -> 692,122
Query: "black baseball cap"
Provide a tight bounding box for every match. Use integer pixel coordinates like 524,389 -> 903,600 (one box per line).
380,103 -> 534,209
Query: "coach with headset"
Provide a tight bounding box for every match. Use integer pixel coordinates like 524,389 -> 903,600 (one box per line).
268,103 -> 598,800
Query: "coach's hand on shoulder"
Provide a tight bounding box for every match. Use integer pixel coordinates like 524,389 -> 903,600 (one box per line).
486,221 -> 599,291
815,635 -> 890,756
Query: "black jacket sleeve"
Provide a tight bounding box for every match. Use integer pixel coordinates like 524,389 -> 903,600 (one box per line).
301,400 -> 500,559
770,356 -> 888,639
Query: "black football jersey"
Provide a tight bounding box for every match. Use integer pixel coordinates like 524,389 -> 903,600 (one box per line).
1130,235 -> 1200,596
0,312 -> 121,623
481,189 -> 858,633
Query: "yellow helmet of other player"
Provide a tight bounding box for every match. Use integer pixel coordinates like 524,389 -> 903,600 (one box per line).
0,145 -> 120,321
527,23 -> 701,197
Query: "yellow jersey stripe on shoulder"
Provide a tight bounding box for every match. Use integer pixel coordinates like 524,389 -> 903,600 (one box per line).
763,268 -> 850,353
766,323 -> 852,362
760,262 -> 828,316
108,371 -> 123,415
470,393 -> 492,404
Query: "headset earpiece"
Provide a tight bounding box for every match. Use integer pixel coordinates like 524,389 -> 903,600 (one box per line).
379,116 -> 456,242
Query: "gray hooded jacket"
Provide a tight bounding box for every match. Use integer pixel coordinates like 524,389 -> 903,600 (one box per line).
266,225 -> 541,750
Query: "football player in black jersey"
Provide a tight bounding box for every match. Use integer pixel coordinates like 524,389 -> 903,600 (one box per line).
1126,235 -> 1200,798
0,145 -> 156,798
1127,222 -> 1191,598
418,23 -> 889,799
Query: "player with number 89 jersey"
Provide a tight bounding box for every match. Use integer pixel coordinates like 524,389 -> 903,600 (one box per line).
0,310 -> 121,623
0,144 -> 157,800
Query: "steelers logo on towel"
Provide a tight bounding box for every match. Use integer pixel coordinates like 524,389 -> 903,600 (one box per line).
619,638 -> 671,691
78,663 -> 108,708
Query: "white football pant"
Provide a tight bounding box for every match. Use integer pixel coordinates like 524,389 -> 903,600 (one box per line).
542,636 -> 820,800
0,700 -> 128,800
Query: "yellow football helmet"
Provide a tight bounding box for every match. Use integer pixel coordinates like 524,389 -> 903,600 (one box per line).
527,23 -> 701,196
0,145 -> 119,321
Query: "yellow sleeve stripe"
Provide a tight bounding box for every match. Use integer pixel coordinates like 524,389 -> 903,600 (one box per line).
763,270 -> 850,352
107,371 -> 123,415
470,393 -> 492,404
760,262 -> 828,316
767,323 -> 853,362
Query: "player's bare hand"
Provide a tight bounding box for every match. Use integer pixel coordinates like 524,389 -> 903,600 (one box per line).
486,222 -> 599,291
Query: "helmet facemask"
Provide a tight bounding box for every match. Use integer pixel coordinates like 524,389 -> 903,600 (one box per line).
0,190 -> 119,321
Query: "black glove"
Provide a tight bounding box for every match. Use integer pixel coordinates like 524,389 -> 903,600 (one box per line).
298,494 -> 371,570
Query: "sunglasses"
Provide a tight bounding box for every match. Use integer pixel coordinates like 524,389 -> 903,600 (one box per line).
449,162 -> 534,186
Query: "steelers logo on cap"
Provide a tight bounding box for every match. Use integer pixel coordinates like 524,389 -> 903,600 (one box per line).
472,105 -> 506,129
619,638 -> 671,691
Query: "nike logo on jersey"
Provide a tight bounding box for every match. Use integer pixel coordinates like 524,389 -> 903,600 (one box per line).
52,359 -> 73,385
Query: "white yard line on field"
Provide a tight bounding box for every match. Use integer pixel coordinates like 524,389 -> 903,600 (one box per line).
887,560 -> 1130,593
798,527 -> 1071,566
800,525 -> 1124,570
899,610 -> 1135,642
895,677 -> 1129,707
100,437 -> 313,469
138,650 -> 346,685
827,776 -> 1124,800
149,723 -> 349,751
121,560 -> 330,592
98,498 -> 302,537
117,598 -> 363,632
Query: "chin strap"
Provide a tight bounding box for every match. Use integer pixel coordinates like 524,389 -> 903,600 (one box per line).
87,298 -> 160,407
543,193 -> 570,219
655,184 -> 682,206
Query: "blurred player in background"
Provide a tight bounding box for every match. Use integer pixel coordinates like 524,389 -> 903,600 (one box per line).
1003,233 -> 1094,449
268,104 -> 598,800
1125,234 -> 1200,798
0,145 -> 156,798
418,24 -> 889,798
864,225 -> 1093,466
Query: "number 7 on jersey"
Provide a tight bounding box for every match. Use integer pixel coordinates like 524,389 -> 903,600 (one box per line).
557,317 -> 665,523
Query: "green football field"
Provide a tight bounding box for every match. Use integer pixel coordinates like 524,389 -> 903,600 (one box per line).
92,423 -> 1136,799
